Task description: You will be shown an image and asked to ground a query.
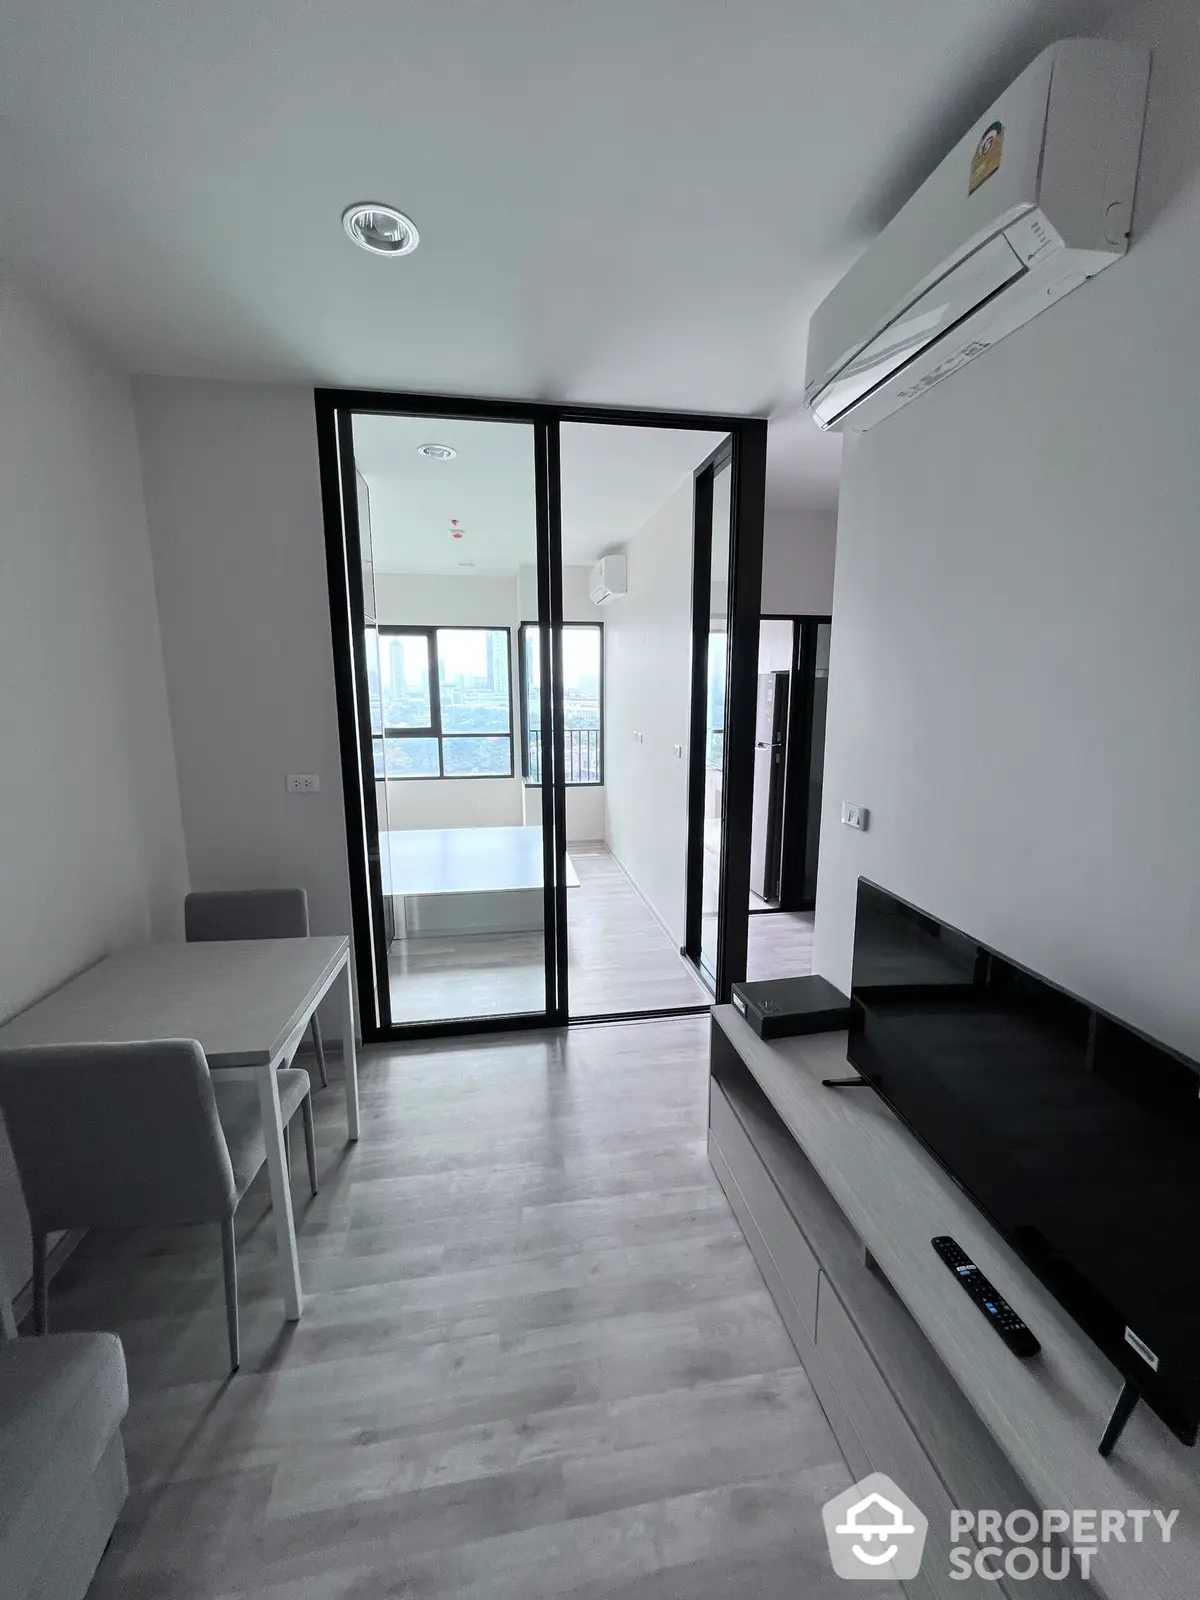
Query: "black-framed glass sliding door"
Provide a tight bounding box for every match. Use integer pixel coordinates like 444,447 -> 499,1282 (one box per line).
316,399 -> 563,1039
317,390 -> 766,1044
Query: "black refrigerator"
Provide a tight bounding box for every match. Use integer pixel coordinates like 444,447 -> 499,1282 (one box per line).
749,671 -> 789,903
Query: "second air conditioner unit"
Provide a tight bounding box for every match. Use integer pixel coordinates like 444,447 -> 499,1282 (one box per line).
589,553 -> 627,605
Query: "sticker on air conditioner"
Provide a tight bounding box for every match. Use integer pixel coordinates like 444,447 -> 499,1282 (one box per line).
969,121 -> 1004,194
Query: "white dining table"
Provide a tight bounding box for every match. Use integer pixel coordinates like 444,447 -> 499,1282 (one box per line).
0,935 -> 357,1321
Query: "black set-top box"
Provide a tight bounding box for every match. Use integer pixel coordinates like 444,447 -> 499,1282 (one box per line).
730,974 -> 851,1039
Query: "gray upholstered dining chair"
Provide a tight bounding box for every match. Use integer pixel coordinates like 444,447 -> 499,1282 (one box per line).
185,888 -> 329,1089
0,1040 -> 317,1371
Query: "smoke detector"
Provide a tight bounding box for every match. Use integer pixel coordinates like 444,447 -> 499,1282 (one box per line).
418,443 -> 456,460
341,204 -> 419,257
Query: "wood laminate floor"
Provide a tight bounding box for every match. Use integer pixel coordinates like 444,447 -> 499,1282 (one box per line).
389,845 -> 711,1022
56,1017 -> 875,1599
745,912 -> 816,983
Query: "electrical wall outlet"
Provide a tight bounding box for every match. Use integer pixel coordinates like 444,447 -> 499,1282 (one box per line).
841,801 -> 868,831
287,773 -> 320,793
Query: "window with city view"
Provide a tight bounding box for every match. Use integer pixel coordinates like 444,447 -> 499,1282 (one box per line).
519,623 -> 603,785
369,626 -> 513,778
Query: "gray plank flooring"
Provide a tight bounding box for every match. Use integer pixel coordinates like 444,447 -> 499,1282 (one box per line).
746,911 -> 815,982
48,1016 -> 873,1598
389,845 -> 711,1022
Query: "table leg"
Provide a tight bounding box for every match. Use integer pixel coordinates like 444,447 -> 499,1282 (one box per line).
339,954 -> 360,1141
255,1062 -> 303,1320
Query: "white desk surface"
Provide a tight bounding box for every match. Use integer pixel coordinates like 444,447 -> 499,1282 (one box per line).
380,826 -> 579,897
0,937 -> 349,1068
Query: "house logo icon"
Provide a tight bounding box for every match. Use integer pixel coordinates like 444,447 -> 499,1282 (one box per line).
822,1472 -> 928,1580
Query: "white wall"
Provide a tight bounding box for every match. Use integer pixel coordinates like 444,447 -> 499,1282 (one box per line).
521,783 -> 607,843
375,571 -> 517,627
133,379 -> 352,971
814,0 -> 1200,1059
761,504 -> 838,616
758,618 -> 794,674
604,479 -> 695,940
374,571 -> 525,830
0,283 -> 188,1284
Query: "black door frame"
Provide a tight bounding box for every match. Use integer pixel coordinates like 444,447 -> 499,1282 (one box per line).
758,612 -> 833,917
683,431 -> 768,1003
315,388 -> 767,1044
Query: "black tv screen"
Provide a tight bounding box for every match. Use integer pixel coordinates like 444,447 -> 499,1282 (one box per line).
848,878 -> 1200,1446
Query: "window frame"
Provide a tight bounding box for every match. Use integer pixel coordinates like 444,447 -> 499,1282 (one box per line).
518,621 -> 604,788
375,624 -> 515,781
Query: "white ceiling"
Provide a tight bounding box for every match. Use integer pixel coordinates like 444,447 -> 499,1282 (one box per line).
560,424 -> 727,567
0,0 -> 1117,510
355,414 -> 724,574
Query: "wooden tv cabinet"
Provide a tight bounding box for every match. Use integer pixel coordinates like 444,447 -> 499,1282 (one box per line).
708,1006 -> 1199,1600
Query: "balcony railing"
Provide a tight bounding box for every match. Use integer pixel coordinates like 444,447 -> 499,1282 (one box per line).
526,727 -> 601,784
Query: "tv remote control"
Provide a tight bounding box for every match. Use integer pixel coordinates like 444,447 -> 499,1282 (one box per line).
932,1236 -> 1041,1358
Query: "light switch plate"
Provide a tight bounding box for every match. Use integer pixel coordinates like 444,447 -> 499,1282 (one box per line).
841,801 -> 868,831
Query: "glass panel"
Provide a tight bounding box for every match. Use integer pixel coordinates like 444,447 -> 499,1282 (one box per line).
523,624 -> 601,784
351,410 -> 547,1028
442,736 -> 512,777
706,636 -> 727,770
382,633 -> 432,729
557,419 -> 726,1020
365,627 -> 383,736
383,737 -> 439,778
748,620 -> 794,910
803,622 -> 831,902
437,628 -> 511,734
562,626 -> 601,783
523,626 -> 542,782
700,461 -> 733,981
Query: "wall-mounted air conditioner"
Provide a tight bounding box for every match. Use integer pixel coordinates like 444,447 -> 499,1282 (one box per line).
804,39 -> 1150,433
589,553 -> 627,606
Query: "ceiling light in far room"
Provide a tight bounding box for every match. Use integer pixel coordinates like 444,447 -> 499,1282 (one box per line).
341,203 -> 419,256
418,443 -> 456,460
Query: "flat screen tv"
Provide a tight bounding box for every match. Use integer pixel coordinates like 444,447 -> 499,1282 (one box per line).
849,878 -> 1200,1446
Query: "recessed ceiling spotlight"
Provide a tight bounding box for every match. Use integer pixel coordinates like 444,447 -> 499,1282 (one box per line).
418,443 -> 456,460
341,203 -> 419,257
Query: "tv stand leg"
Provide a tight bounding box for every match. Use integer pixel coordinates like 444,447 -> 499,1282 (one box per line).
1098,1379 -> 1140,1458
822,1076 -> 871,1088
